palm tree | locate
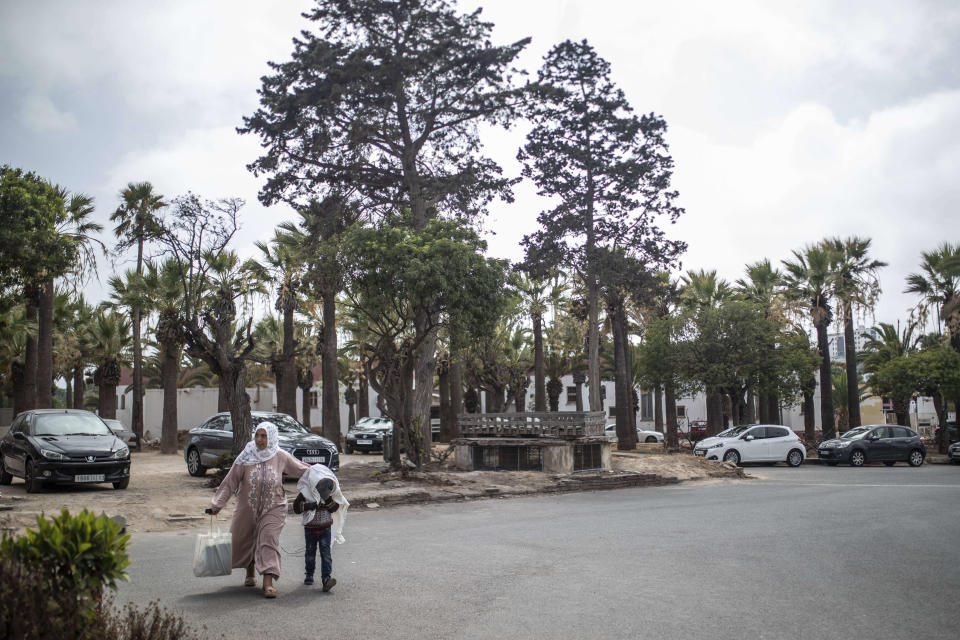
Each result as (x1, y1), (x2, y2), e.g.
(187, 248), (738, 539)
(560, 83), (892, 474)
(85, 310), (132, 419)
(513, 271), (566, 412)
(111, 181), (166, 442)
(250, 230), (304, 417)
(735, 259), (784, 423)
(0, 306), (31, 414)
(824, 236), (886, 428)
(860, 322), (919, 426)
(783, 244), (837, 439)
(143, 259), (186, 453)
(35, 190), (103, 409)
(905, 242), (960, 351)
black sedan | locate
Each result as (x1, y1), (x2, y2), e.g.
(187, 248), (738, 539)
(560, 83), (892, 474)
(183, 411), (339, 476)
(345, 417), (393, 454)
(818, 424), (926, 467)
(0, 409), (131, 492)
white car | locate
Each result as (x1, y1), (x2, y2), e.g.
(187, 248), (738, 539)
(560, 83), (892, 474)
(693, 424), (805, 467)
(604, 423), (665, 443)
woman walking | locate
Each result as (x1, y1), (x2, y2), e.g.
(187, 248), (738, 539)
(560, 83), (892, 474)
(207, 422), (309, 598)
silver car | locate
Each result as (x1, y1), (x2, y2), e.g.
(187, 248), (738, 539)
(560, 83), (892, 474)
(102, 418), (139, 450)
(604, 423), (665, 443)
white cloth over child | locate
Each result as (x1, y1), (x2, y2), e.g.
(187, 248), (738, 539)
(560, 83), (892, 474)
(297, 464), (350, 544)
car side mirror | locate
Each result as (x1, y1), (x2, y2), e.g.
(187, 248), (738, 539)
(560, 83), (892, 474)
(744, 435), (754, 441)
(13, 432), (25, 440)
(868, 434), (879, 440)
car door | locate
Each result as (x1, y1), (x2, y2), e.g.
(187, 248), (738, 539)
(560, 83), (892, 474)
(1, 414), (27, 475)
(765, 426), (792, 460)
(200, 415), (232, 466)
(738, 426), (768, 461)
(889, 427), (914, 462)
(864, 427), (895, 461)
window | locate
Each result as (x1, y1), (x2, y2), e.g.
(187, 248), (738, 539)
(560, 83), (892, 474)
(640, 392), (653, 421)
(566, 386), (577, 404)
(892, 427), (912, 438)
(767, 427), (790, 438)
(608, 406), (616, 417)
(310, 391), (319, 408)
(746, 427), (766, 439)
(119, 394), (125, 410)
(204, 415), (230, 432)
(676, 405), (686, 418)
(573, 443), (602, 471)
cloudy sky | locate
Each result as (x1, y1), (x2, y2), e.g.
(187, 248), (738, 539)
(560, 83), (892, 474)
(2, 0), (958, 331)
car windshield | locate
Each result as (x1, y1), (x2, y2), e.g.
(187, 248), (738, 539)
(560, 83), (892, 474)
(715, 427), (738, 437)
(721, 425), (752, 437)
(254, 414), (309, 435)
(35, 413), (113, 437)
(102, 419), (124, 432)
(840, 427), (870, 440)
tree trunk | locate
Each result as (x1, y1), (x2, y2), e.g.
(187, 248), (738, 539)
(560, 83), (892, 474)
(412, 309), (437, 465)
(36, 277), (54, 408)
(302, 386), (312, 429)
(65, 376), (73, 409)
(160, 340), (179, 454)
(758, 392), (769, 424)
(745, 388), (756, 424)
(73, 366), (84, 410)
(664, 379), (678, 449)
(706, 391), (723, 436)
(132, 303), (144, 441)
(225, 363), (253, 455)
(99, 383), (118, 419)
(438, 366), (452, 442)
(533, 313), (546, 411)
(573, 372), (585, 412)
(217, 380), (229, 412)
(611, 300), (636, 449)
(843, 308), (861, 428)
(11, 362), (25, 416)
(358, 373), (370, 419)
(803, 377), (816, 443)
(892, 396), (909, 427)
(933, 393), (949, 454)
(276, 303), (298, 418)
(449, 362), (463, 439)
(347, 401), (356, 428)
(587, 278), (601, 411)
(768, 395), (779, 425)
(321, 293), (341, 446)
(654, 384), (663, 434)
(23, 294), (38, 410)
(816, 321), (835, 439)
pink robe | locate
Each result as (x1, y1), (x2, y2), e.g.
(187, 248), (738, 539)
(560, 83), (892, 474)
(212, 450), (309, 578)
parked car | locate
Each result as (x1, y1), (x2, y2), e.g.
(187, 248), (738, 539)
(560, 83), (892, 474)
(102, 418), (138, 450)
(0, 409), (131, 492)
(345, 417), (394, 454)
(934, 422), (958, 443)
(183, 411), (339, 477)
(693, 424), (805, 467)
(817, 425), (925, 467)
(689, 420), (709, 441)
(948, 441), (960, 464)
(604, 423), (664, 443)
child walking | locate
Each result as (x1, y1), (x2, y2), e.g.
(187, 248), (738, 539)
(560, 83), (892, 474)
(294, 464), (349, 591)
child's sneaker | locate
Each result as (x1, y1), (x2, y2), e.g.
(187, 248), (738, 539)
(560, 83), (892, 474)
(322, 577), (336, 592)
(303, 575), (314, 585)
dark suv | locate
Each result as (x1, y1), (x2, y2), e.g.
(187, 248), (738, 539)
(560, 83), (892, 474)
(184, 411), (339, 476)
(818, 425), (926, 467)
(345, 417), (393, 454)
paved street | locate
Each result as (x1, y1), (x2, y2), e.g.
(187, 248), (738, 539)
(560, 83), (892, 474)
(118, 464), (960, 639)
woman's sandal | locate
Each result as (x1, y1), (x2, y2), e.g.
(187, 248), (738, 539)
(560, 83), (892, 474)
(244, 576), (256, 587)
(263, 585), (277, 599)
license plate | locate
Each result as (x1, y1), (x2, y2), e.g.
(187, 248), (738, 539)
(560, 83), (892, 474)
(357, 439), (372, 445)
(694, 450), (704, 457)
(75, 474), (105, 483)
(302, 456), (326, 463)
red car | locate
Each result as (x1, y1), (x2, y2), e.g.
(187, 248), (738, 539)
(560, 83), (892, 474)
(689, 420), (708, 441)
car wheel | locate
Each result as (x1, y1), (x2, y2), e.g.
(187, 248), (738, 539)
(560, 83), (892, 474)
(883, 461), (896, 467)
(24, 460), (42, 493)
(0, 458), (12, 485)
(113, 476), (130, 490)
(345, 444), (354, 454)
(850, 449), (866, 467)
(186, 448), (207, 477)
(786, 449), (804, 467)
(908, 449), (924, 467)
(722, 450), (741, 465)
(645, 436), (658, 443)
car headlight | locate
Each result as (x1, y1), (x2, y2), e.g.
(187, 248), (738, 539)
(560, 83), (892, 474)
(837, 441), (853, 448)
(110, 444), (130, 459)
(707, 442), (725, 449)
(39, 448), (66, 460)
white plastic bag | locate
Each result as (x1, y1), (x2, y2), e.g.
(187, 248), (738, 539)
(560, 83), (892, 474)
(193, 516), (232, 577)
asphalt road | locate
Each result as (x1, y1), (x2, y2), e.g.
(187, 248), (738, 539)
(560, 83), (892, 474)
(117, 463), (960, 640)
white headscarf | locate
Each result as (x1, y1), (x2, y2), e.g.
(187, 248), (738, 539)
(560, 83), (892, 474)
(233, 421), (280, 466)
(297, 464), (350, 544)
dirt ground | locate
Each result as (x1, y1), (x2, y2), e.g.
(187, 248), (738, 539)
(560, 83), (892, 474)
(0, 445), (745, 536)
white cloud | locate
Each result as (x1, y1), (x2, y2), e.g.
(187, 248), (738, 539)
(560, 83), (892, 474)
(19, 94), (77, 131)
